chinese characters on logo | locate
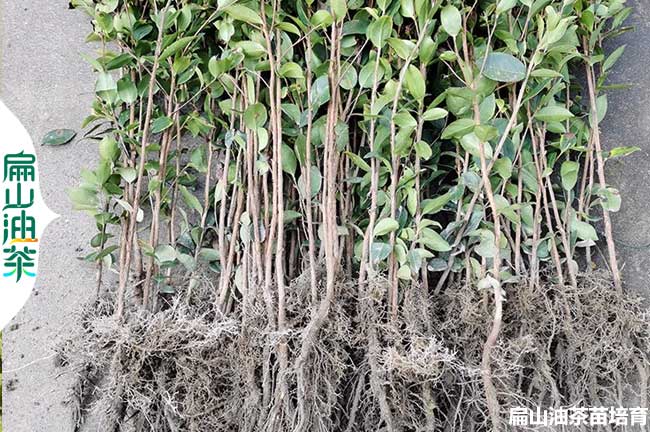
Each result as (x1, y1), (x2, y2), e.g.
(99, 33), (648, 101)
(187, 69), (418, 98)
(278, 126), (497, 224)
(510, 406), (648, 427)
(2, 152), (38, 282)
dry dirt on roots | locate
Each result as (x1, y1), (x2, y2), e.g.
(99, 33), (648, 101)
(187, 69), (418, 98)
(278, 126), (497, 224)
(56, 271), (650, 432)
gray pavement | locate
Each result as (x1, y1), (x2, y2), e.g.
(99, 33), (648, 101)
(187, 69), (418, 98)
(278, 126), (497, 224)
(0, 1), (648, 432)
(1, 1), (101, 431)
(601, 0), (650, 296)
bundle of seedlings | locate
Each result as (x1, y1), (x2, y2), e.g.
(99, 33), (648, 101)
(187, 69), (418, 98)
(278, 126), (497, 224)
(57, 0), (650, 430)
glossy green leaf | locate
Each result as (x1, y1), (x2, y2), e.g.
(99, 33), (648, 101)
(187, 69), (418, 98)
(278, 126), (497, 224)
(374, 217), (399, 236)
(482, 52), (526, 83)
(151, 116), (174, 134)
(42, 129), (76, 146)
(370, 242), (392, 262)
(573, 220), (598, 241)
(244, 103), (268, 129)
(117, 76), (137, 103)
(422, 107), (448, 121)
(560, 160), (579, 191)
(298, 166), (322, 198)
(405, 64), (425, 101)
(155, 245), (177, 263)
(441, 5), (461, 37)
(160, 36), (195, 61)
(534, 106), (574, 123)
(223, 4), (263, 25)
(180, 185), (203, 213)
(367, 16), (392, 48)
(420, 228), (451, 252)
(281, 144), (297, 176)
(441, 118), (475, 139)
(331, 0), (347, 20)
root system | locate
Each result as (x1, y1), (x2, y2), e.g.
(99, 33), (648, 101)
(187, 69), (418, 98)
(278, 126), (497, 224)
(58, 271), (650, 431)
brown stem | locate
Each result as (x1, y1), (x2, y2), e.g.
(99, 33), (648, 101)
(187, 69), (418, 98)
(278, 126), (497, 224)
(116, 2), (170, 320)
(584, 40), (622, 292)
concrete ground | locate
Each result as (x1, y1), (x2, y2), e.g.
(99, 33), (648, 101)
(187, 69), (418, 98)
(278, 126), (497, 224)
(0, 0), (648, 431)
(1, 1), (101, 431)
(601, 0), (650, 296)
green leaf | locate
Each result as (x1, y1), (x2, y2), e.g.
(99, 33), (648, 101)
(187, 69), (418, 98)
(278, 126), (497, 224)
(388, 38), (416, 60)
(531, 68), (563, 78)
(281, 144), (297, 176)
(117, 167), (137, 183)
(277, 21), (300, 35)
(311, 10), (333, 28)
(367, 16), (392, 48)
(534, 106), (574, 123)
(560, 160), (579, 191)
(99, 136), (119, 161)
(310, 75), (331, 107)
(441, 5), (461, 37)
(482, 52), (526, 83)
(244, 103), (268, 129)
(473, 229), (498, 258)
(42, 129), (76, 146)
(460, 133), (492, 159)
(405, 64), (425, 101)
(414, 141), (432, 160)
(69, 186), (98, 211)
(603, 45), (625, 72)
(340, 63), (358, 90)
(234, 41), (266, 57)
(346, 151), (371, 172)
(96, 245), (119, 261)
(283, 210), (303, 224)
(133, 24), (153, 41)
(151, 116), (174, 134)
(96, 72), (116, 93)
(223, 4), (263, 25)
(279, 62), (303, 79)
(190, 145), (207, 172)
(393, 111), (417, 130)
(160, 36), (195, 61)
(420, 228), (451, 252)
(494, 158), (512, 180)
(359, 61), (384, 88)
(441, 118), (475, 139)
(331, 0), (347, 20)
(422, 107), (448, 121)
(407, 188), (417, 215)
(419, 36), (436, 65)
(173, 56), (192, 75)
(596, 94), (608, 123)
(496, 0), (517, 14)
(117, 76), (137, 104)
(598, 187), (621, 212)
(608, 146), (640, 159)
(573, 220), (598, 241)
(298, 165), (322, 198)
(106, 53), (133, 71)
(374, 217), (399, 236)
(422, 191), (452, 215)
(400, 0), (415, 18)
(397, 264), (411, 280)
(370, 242), (392, 262)
(97, 0), (119, 13)
(180, 185), (203, 214)
(199, 248), (220, 261)
(155, 245), (177, 263)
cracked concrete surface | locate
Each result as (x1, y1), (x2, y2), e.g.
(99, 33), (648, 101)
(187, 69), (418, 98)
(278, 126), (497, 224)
(1, 1), (100, 431)
(601, 0), (650, 296)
